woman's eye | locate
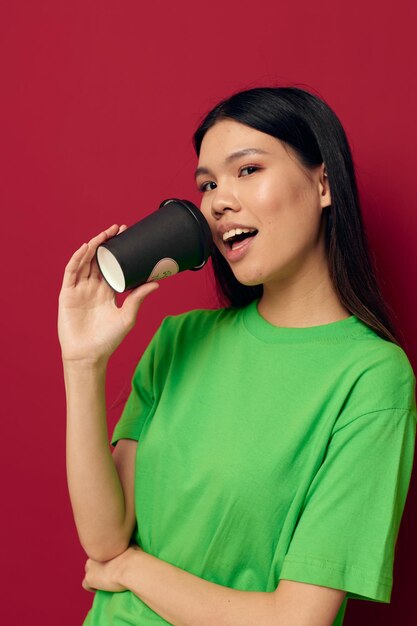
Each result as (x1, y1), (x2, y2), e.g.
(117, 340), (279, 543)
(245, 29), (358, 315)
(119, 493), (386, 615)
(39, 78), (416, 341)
(199, 181), (217, 193)
(197, 166), (260, 192)
(240, 165), (259, 176)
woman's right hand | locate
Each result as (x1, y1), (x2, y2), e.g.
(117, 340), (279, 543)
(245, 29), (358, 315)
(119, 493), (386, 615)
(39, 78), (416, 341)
(58, 224), (159, 365)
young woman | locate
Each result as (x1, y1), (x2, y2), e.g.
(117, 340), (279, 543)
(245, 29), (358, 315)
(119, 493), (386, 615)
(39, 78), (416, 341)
(58, 86), (417, 626)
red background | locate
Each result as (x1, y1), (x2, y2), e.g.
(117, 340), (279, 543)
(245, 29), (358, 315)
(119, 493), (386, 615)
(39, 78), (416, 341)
(1, 1), (416, 624)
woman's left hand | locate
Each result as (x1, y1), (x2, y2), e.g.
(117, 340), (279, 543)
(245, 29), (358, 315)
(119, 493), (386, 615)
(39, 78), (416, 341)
(82, 544), (143, 593)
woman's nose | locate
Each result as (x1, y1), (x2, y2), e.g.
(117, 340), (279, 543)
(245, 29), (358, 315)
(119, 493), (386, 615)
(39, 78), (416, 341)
(210, 186), (241, 218)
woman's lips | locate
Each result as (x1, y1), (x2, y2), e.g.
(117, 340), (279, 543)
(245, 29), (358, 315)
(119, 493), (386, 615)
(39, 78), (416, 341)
(223, 232), (258, 261)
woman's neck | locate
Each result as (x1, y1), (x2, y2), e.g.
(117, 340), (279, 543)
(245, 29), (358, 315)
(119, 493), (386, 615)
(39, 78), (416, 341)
(257, 259), (350, 329)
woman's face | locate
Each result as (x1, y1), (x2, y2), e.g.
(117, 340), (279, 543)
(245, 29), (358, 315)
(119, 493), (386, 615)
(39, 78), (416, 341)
(195, 119), (331, 288)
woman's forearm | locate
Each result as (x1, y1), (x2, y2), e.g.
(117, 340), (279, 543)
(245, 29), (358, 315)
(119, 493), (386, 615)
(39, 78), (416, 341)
(64, 359), (129, 561)
(118, 549), (277, 626)
(85, 547), (345, 626)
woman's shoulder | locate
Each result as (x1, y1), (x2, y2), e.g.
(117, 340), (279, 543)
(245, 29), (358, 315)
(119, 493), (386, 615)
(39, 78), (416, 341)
(354, 330), (416, 388)
(337, 332), (416, 425)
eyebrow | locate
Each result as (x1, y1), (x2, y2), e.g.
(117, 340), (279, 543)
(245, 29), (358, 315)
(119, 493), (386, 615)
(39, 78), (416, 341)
(194, 148), (270, 180)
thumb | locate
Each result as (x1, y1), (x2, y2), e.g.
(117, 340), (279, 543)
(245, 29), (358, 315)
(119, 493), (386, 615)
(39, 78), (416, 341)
(121, 281), (160, 324)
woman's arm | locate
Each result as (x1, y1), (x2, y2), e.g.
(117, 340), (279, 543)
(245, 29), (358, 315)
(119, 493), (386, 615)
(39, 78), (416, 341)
(58, 224), (159, 562)
(64, 361), (137, 561)
(89, 547), (346, 626)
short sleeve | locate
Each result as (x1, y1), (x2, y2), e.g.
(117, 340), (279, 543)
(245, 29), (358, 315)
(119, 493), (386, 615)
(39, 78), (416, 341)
(279, 406), (417, 603)
(110, 322), (164, 447)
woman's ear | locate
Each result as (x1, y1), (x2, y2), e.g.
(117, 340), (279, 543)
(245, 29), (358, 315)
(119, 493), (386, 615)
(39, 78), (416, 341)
(319, 164), (331, 208)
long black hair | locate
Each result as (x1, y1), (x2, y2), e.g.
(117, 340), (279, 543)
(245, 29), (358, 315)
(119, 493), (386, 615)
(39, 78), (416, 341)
(193, 86), (403, 347)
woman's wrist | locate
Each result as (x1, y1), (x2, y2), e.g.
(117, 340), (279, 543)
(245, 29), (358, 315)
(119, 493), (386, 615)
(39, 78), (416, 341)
(62, 357), (109, 395)
(62, 356), (109, 373)
(117, 546), (145, 589)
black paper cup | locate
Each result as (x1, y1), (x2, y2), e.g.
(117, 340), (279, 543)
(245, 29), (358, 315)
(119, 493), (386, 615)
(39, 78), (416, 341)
(95, 198), (213, 293)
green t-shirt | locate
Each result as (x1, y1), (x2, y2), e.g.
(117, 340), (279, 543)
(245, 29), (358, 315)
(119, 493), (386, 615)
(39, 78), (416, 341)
(83, 299), (416, 626)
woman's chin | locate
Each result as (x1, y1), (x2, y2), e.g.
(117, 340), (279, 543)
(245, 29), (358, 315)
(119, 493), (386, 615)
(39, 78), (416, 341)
(231, 271), (264, 287)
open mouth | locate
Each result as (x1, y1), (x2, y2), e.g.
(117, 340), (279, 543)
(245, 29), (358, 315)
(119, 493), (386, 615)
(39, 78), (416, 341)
(224, 230), (258, 249)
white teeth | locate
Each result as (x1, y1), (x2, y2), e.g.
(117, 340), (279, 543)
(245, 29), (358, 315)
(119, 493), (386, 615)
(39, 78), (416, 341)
(222, 227), (256, 242)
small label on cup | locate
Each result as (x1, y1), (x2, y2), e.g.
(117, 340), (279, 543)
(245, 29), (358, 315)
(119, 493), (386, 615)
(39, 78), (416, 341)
(146, 257), (180, 282)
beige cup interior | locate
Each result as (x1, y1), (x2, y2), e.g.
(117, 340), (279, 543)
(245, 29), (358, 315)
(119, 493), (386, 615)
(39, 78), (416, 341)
(96, 246), (126, 293)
